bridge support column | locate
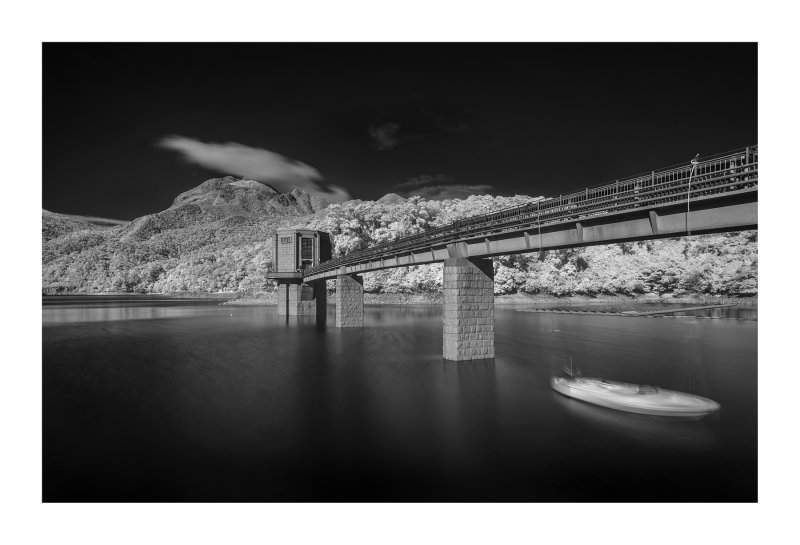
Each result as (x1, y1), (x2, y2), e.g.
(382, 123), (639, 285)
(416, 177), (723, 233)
(276, 280), (326, 316)
(443, 257), (495, 361)
(335, 274), (364, 327)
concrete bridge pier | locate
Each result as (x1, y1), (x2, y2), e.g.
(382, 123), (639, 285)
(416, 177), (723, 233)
(335, 273), (364, 327)
(443, 253), (495, 361)
(276, 280), (327, 316)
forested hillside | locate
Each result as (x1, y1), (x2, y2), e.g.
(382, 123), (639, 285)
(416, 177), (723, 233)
(42, 177), (757, 297)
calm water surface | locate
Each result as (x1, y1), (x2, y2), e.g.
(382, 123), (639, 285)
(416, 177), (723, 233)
(43, 296), (757, 501)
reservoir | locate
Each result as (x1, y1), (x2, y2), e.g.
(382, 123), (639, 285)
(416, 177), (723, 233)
(42, 296), (757, 501)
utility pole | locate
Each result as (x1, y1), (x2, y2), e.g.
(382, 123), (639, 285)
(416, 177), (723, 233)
(686, 154), (700, 235)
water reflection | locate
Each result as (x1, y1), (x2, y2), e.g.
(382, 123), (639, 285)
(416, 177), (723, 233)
(514, 304), (757, 321)
(42, 297), (756, 501)
(366, 304), (442, 322)
(438, 359), (498, 474)
(552, 393), (718, 451)
(42, 305), (223, 324)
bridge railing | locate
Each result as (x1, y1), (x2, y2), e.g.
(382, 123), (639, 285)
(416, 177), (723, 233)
(304, 145), (757, 277)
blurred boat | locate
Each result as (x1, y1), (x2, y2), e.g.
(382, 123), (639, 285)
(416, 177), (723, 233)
(551, 376), (720, 418)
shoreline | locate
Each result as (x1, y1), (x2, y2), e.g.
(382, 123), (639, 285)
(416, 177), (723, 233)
(220, 292), (757, 307)
(42, 291), (757, 308)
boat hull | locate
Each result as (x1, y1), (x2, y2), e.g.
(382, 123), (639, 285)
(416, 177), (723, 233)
(551, 377), (720, 418)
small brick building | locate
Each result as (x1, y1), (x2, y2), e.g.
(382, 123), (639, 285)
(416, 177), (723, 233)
(267, 230), (331, 316)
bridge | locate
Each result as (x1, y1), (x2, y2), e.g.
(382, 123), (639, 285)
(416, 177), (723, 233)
(274, 145), (758, 361)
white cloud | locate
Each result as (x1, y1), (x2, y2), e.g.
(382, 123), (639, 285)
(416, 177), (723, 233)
(368, 122), (400, 151)
(397, 174), (454, 190)
(396, 174), (493, 201)
(408, 184), (494, 200)
(157, 135), (352, 202)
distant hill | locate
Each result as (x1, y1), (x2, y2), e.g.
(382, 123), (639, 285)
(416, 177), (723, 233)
(376, 193), (407, 204)
(42, 209), (128, 226)
(42, 178), (757, 297)
(42, 209), (127, 242)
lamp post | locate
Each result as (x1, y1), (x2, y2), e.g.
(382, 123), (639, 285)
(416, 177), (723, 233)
(686, 153), (700, 235)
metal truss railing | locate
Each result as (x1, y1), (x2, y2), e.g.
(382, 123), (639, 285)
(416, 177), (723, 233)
(304, 145), (758, 277)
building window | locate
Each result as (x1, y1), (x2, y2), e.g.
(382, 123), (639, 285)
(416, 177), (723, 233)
(301, 238), (313, 262)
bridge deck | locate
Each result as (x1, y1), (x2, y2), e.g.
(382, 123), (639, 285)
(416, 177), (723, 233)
(302, 145), (758, 282)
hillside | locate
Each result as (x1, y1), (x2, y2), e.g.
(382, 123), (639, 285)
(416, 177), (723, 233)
(42, 180), (758, 298)
(42, 209), (129, 241)
(42, 177), (329, 293)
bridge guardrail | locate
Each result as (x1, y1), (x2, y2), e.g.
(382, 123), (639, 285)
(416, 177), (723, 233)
(304, 145), (758, 277)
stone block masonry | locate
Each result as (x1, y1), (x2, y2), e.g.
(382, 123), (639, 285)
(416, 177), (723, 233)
(277, 280), (326, 316)
(335, 274), (364, 327)
(443, 257), (495, 361)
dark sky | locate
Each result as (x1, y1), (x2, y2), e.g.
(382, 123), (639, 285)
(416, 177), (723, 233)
(43, 43), (757, 220)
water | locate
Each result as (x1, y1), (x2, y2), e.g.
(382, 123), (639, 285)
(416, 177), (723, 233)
(42, 296), (757, 501)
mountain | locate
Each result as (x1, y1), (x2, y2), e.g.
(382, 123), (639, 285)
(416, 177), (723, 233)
(376, 193), (407, 204)
(120, 177), (329, 243)
(169, 177), (328, 215)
